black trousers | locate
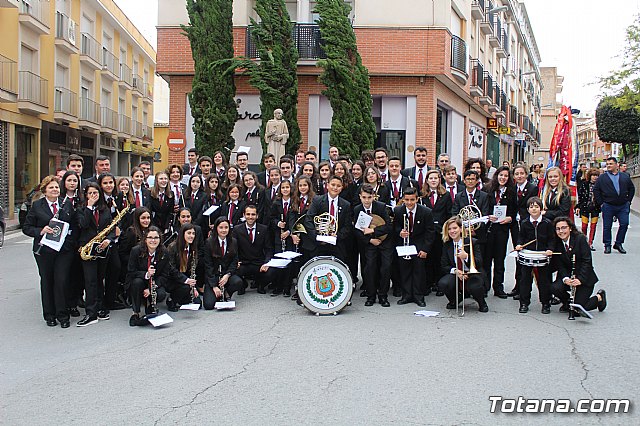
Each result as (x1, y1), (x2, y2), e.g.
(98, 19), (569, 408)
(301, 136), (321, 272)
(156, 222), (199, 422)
(66, 253), (85, 308)
(129, 277), (167, 314)
(237, 263), (275, 289)
(165, 280), (193, 306)
(104, 246), (121, 308)
(345, 237), (359, 282)
(437, 273), (485, 305)
(510, 222), (521, 292)
(518, 265), (551, 306)
(551, 278), (599, 311)
(426, 236), (444, 287)
(82, 257), (108, 317)
(34, 250), (73, 322)
(202, 275), (243, 310)
(361, 242), (392, 298)
(484, 227), (510, 293)
(399, 256), (427, 301)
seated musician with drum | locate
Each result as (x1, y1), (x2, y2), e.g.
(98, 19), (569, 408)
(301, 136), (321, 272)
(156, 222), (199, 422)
(353, 184), (393, 307)
(438, 217), (488, 312)
(515, 197), (553, 314)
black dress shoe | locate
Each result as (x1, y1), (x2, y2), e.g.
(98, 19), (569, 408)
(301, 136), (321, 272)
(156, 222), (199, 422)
(270, 289), (282, 297)
(283, 289), (291, 297)
(379, 298), (390, 308)
(360, 290), (368, 297)
(397, 298), (412, 305)
(415, 299), (426, 307)
(76, 315), (98, 327)
(436, 290), (444, 296)
(60, 321), (70, 329)
(604, 246), (611, 254)
(364, 298), (375, 307)
(68, 307), (81, 317)
(541, 304), (551, 314)
(257, 286), (266, 295)
(446, 302), (456, 309)
(513, 294), (520, 300)
(519, 304), (529, 313)
(478, 302), (489, 313)
(129, 314), (140, 327)
(590, 245), (596, 251)
(494, 291), (508, 299)
(550, 296), (561, 305)
(97, 310), (110, 320)
(46, 319), (57, 327)
(506, 289), (518, 297)
(559, 303), (570, 313)
(613, 243), (627, 254)
(597, 289), (607, 312)
(237, 287), (246, 295)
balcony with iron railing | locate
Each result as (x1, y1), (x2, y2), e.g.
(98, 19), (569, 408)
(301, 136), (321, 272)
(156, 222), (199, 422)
(143, 82), (153, 103)
(132, 73), (143, 96)
(101, 107), (118, 132)
(18, 70), (48, 114)
(55, 11), (78, 53)
(132, 120), (144, 140)
(0, 54), (18, 102)
(471, 0), (485, 20)
(18, 0), (50, 34)
(500, 91), (507, 114)
(53, 87), (77, 122)
(80, 33), (101, 69)
(489, 16), (501, 48)
(480, 1), (494, 34)
(509, 105), (518, 125)
(143, 124), (153, 140)
(496, 28), (508, 59)
(118, 114), (131, 137)
(480, 71), (494, 106)
(119, 63), (133, 88)
(101, 48), (119, 80)
(522, 115), (532, 134)
(246, 23), (326, 61)
(450, 35), (467, 83)
(470, 59), (484, 97)
(79, 97), (101, 130)
(488, 81), (500, 113)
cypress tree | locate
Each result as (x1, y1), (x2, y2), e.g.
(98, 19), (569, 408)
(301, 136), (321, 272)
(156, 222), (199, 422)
(183, 0), (237, 158)
(315, 0), (376, 159)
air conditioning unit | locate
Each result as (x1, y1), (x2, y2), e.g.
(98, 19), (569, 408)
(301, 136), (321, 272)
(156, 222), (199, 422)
(68, 19), (77, 46)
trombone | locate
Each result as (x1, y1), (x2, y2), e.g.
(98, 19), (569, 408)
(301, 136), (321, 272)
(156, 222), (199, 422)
(456, 206), (481, 316)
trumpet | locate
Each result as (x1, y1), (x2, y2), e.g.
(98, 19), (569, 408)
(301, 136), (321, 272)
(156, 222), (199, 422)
(402, 214), (411, 260)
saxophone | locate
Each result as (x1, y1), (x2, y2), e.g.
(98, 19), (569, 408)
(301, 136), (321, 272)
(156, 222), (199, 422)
(79, 204), (130, 260)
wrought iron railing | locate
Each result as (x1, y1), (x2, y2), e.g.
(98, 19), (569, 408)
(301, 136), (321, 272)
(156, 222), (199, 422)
(509, 105), (518, 124)
(18, 71), (47, 106)
(484, 72), (494, 99)
(0, 55), (17, 94)
(81, 33), (100, 64)
(471, 59), (484, 87)
(54, 87), (77, 116)
(79, 97), (100, 124)
(246, 23), (326, 60)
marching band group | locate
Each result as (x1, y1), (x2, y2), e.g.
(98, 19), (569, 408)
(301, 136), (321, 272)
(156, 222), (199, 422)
(24, 147), (608, 328)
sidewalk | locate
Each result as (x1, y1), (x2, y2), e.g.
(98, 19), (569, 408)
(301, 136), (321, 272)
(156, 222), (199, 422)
(632, 196), (640, 217)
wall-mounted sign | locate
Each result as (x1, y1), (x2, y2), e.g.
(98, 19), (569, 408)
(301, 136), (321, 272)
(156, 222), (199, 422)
(167, 132), (186, 152)
(498, 126), (511, 135)
(487, 118), (498, 130)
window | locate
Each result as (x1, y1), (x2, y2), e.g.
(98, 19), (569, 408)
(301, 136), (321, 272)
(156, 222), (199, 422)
(318, 129), (331, 161)
(436, 106), (449, 159)
(377, 131), (406, 165)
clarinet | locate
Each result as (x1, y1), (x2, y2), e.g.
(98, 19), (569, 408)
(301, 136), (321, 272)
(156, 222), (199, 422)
(568, 254), (576, 320)
(190, 248), (198, 303)
(149, 258), (158, 315)
(281, 213), (286, 253)
(217, 264), (226, 302)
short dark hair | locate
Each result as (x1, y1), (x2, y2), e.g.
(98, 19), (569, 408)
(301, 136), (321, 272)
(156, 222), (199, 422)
(388, 156), (401, 164)
(553, 216), (579, 234)
(139, 160), (151, 167)
(360, 183), (374, 195)
(66, 154), (84, 166)
(374, 147), (388, 157)
(188, 147), (198, 154)
(305, 150), (317, 158)
(263, 153), (276, 161)
(463, 170), (479, 179)
(605, 156), (618, 163)
(244, 204), (258, 214)
(95, 155), (109, 164)
(328, 175), (344, 186)
(414, 146), (427, 155)
(403, 187), (418, 197)
(279, 157), (294, 166)
(527, 196), (543, 209)
(199, 155), (212, 165)
(236, 151), (248, 160)
(443, 165), (457, 174)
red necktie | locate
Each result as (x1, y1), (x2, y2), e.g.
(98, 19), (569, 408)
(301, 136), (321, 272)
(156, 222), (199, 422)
(52, 202), (57, 215)
(330, 199), (335, 216)
(418, 169), (424, 190)
(93, 209), (99, 226)
(408, 211), (414, 233)
(174, 184), (180, 198)
(449, 186), (455, 201)
(533, 220), (538, 228)
(430, 191), (435, 207)
(211, 194), (216, 205)
(160, 194), (164, 207)
(517, 188), (523, 200)
(246, 190), (251, 200)
(299, 198), (305, 212)
(496, 191), (501, 204)
(228, 203), (235, 221)
(135, 191), (141, 208)
(271, 187), (277, 200)
(248, 227), (254, 243)
(191, 194), (194, 205)
(221, 240), (225, 256)
(393, 181), (399, 200)
(283, 201), (288, 218)
(381, 173), (386, 181)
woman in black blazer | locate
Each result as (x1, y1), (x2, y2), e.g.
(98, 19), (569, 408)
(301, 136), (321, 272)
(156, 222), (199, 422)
(167, 223), (207, 308)
(202, 217), (244, 310)
(242, 171), (268, 225)
(182, 174), (206, 226)
(23, 176), (78, 328)
(541, 166), (571, 221)
(76, 182), (115, 326)
(289, 176), (315, 299)
(212, 183), (246, 229)
(126, 226), (195, 326)
(59, 170), (83, 315)
(550, 217), (606, 315)
(420, 169), (453, 295)
(149, 171), (175, 234)
(363, 166), (391, 206)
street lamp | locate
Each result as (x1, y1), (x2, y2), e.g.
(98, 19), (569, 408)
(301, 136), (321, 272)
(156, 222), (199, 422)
(489, 6), (508, 13)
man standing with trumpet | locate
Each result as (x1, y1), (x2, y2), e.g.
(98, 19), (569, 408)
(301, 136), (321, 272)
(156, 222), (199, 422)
(392, 187), (435, 307)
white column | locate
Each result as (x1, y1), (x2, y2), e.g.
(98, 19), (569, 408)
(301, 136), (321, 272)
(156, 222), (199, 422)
(297, 0), (310, 23)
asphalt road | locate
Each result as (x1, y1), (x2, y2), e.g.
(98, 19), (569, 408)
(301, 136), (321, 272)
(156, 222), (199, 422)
(0, 217), (638, 425)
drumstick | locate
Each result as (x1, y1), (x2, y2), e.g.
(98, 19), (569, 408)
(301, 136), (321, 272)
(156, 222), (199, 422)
(508, 239), (536, 254)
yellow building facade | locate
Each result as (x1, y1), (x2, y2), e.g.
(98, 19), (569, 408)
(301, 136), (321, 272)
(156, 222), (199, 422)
(0, 0), (155, 220)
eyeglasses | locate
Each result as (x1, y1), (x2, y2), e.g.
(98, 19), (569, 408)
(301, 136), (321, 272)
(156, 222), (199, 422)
(555, 226), (570, 231)
(146, 236), (160, 240)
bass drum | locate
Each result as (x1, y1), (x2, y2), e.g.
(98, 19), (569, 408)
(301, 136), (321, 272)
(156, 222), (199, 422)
(297, 256), (353, 315)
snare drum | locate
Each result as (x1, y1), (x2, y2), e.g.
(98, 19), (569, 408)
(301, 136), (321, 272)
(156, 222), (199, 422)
(517, 249), (550, 267)
(297, 256), (353, 315)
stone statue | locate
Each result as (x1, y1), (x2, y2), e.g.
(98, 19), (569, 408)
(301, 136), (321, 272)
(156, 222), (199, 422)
(265, 108), (289, 160)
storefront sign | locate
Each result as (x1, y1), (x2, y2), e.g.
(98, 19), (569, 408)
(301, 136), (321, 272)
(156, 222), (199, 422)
(487, 118), (498, 130)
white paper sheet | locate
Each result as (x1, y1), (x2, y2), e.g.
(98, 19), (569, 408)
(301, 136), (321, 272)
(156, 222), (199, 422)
(148, 313), (173, 327)
(265, 258), (292, 268)
(413, 310), (440, 317)
(274, 251), (303, 260)
(203, 205), (220, 216)
(355, 211), (373, 231)
(396, 245), (418, 257)
(237, 146), (251, 154)
(180, 175), (191, 186)
(179, 303), (201, 311)
(215, 301), (236, 310)
(493, 205), (507, 220)
(316, 235), (337, 245)
(40, 219), (70, 252)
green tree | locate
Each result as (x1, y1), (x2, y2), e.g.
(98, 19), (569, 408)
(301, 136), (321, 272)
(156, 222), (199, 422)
(599, 14), (640, 112)
(215, 0), (300, 156)
(315, 0), (376, 160)
(595, 97), (640, 157)
(183, 0), (237, 158)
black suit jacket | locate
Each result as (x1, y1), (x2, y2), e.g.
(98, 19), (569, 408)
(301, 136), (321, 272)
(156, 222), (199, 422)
(243, 187), (268, 224)
(515, 183), (539, 220)
(233, 222), (273, 265)
(204, 235), (239, 285)
(149, 193), (175, 231)
(392, 204), (435, 254)
(183, 163), (201, 177)
(130, 187), (151, 209)
(551, 233), (598, 288)
(440, 237), (483, 276)
(517, 216), (554, 252)
(420, 191), (453, 232)
(23, 197), (79, 253)
(487, 188), (517, 234)
(401, 166), (430, 191)
(593, 171), (635, 206)
(304, 194), (352, 244)
(451, 189), (491, 243)
(353, 200), (392, 248)
(542, 188), (571, 221)
(77, 204), (116, 247)
(384, 176), (418, 205)
(181, 189), (207, 226)
(212, 200), (246, 229)
(126, 246), (187, 289)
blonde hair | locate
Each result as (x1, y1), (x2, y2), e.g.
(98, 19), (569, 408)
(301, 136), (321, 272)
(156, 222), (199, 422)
(39, 175), (59, 193)
(542, 167), (568, 210)
(441, 216), (463, 243)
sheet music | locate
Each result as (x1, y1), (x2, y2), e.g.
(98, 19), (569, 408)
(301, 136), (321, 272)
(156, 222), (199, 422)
(355, 211), (373, 231)
(40, 219), (69, 252)
(203, 205), (220, 216)
(179, 303), (201, 311)
(215, 301), (236, 310)
(274, 251), (303, 260)
(265, 258), (291, 268)
(493, 205), (507, 220)
(316, 235), (337, 245)
(396, 245), (418, 257)
(148, 313), (173, 327)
